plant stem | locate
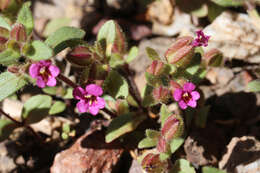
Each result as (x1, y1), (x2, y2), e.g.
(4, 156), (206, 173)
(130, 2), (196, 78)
(57, 73), (78, 88)
(103, 107), (117, 118)
(0, 108), (22, 126)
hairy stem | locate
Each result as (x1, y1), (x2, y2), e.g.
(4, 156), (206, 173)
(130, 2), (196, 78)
(57, 73), (78, 88)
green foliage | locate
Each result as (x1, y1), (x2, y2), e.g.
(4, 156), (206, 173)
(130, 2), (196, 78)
(109, 53), (124, 68)
(142, 84), (156, 107)
(210, 0), (244, 7)
(159, 152), (171, 161)
(17, 2), (33, 35)
(138, 137), (158, 149)
(63, 88), (73, 99)
(0, 48), (20, 65)
(49, 101), (66, 115)
(0, 72), (27, 102)
(146, 129), (160, 138)
(45, 26), (85, 54)
(42, 86), (58, 95)
(126, 46), (138, 63)
(105, 113), (146, 143)
(146, 47), (160, 60)
(25, 40), (53, 61)
(247, 79), (260, 92)
(202, 166), (226, 173)
(160, 104), (171, 126)
(0, 15), (11, 30)
(208, 2), (225, 22)
(170, 137), (185, 154)
(171, 159), (196, 173)
(0, 119), (18, 141)
(43, 18), (71, 37)
(103, 70), (129, 99)
(22, 95), (52, 124)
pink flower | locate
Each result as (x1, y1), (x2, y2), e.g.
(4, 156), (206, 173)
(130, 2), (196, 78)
(73, 84), (105, 115)
(192, 30), (210, 47)
(173, 82), (200, 110)
(29, 60), (60, 88)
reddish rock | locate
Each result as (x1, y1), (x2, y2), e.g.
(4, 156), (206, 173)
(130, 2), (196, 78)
(51, 128), (124, 173)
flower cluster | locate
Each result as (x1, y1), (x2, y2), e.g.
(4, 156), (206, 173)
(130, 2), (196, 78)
(192, 30), (210, 47)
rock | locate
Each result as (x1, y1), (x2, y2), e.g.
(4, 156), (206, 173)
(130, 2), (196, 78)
(51, 128), (124, 173)
(0, 141), (17, 173)
(204, 11), (260, 63)
(206, 68), (234, 86)
(219, 136), (260, 173)
(2, 98), (23, 121)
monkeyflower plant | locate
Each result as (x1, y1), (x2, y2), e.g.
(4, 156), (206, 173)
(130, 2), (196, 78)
(0, 1), (224, 173)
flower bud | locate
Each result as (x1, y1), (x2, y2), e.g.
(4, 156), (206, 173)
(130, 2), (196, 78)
(153, 86), (170, 103)
(161, 114), (184, 142)
(146, 60), (165, 76)
(0, 0), (10, 10)
(203, 48), (223, 67)
(112, 22), (127, 55)
(170, 80), (181, 93)
(67, 46), (94, 67)
(10, 23), (27, 42)
(165, 36), (194, 67)
(156, 135), (168, 153)
(141, 153), (168, 173)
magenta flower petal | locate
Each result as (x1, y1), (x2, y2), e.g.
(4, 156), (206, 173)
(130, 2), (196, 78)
(36, 77), (46, 88)
(173, 89), (183, 101)
(88, 105), (100, 115)
(191, 91), (200, 100)
(179, 100), (187, 110)
(85, 84), (103, 96)
(76, 100), (88, 113)
(29, 64), (40, 78)
(96, 97), (105, 109)
(49, 65), (60, 77)
(73, 87), (85, 100)
(187, 99), (197, 108)
(46, 77), (57, 87)
(183, 82), (195, 92)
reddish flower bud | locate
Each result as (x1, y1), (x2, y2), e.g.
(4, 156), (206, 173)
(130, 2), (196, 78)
(203, 48), (223, 67)
(67, 46), (94, 67)
(165, 36), (194, 67)
(161, 115), (180, 142)
(112, 22), (127, 55)
(141, 153), (168, 173)
(7, 65), (19, 74)
(147, 60), (165, 76)
(0, 0), (10, 10)
(153, 86), (170, 103)
(170, 80), (181, 93)
(156, 135), (168, 153)
(10, 23), (27, 42)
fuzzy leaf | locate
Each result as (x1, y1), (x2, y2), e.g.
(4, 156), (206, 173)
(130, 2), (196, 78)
(45, 26), (85, 54)
(210, 0), (244, 7)
(202, 166), (226, 173)
(42, 86), (58, 95)
(170, 137), (185, 154)
(49, 101), (66, 115)
(171, 159), (196, 173)
(138, 137), (157, 149)
(17, 2), (33, 35)
(43, 18), (71, 37)
(160, 104), (171, 126)
(22, 95), (52, 124)
(146, 47), (160, 60)
(25, 40), (53, 61)
(142, 84), (156, 107)
(247, 79), (260, 92)
(126, 46), (138, 63)
(63, 88), (73, 99)
(146, 129), (160, 139)
(0, 119), (19, 141)
(159, 152), (171, 161)
(0, 48), (20, 65)
(0, 72), (27, 102)
(103, 70), (129, 99)
(105, 113), (146, 143)
(0, 15), (11, 30)
(109, 53), (124, 68)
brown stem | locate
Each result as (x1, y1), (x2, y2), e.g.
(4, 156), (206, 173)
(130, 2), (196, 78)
(103, 107), (117, 118)
(57, 73), (78, 88)
(0, 108), (22, 126)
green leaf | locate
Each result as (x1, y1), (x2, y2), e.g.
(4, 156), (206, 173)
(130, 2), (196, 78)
(0, 119), (18, 141)
(63, 88), (73, 99)
(43, 18), (71, 37)
(142, 84), (156, 107)
(17, 2), (33, 35)
(49, 101), (66, 115)
(105, 113), (146, 143)
(126, 46), (138, 63)
(202, 166), (226, 173)
(210, 0), (244, 7)
(146, 47), (160, 60)
(45, 26), (85, 54)
(0, 15), (11, 30)
(42, 86), (57, 95)
(0, 48), (20, 65)
(103, 70), (129, 99)
(247, 79), (260, 92)
(0, 72), (27, 102)
(25, 40), (53, 61)
(109, 53), (124, 68)
(22, 95), (52, 124)
(170, 137), (185, 154)
(208, 2), (225, 22)
(192, 4), (208, 18)
(160, 104), (171, 126)
(61, 132), (69, 140)
(171, 159), (196, 173)
(160, 152), (171, 161)
(62, 123), (70, 133)
(146, 129), (160, 139)
(138, 137), (157, 149)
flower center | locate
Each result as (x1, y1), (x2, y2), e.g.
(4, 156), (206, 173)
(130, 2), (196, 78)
(85, 95), (97, 106)
(39, 67), (50, 82)
(182, 92), (192, 103)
